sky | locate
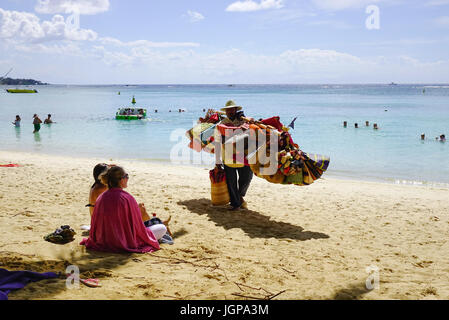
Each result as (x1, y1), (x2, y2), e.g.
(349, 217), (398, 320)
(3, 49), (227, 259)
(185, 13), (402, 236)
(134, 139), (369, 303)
(1, 0), (449, 84)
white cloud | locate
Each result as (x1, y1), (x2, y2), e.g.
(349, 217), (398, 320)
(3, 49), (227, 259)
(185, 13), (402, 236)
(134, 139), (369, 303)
(279, 49), (363, 70)
(0, 8), (45, 40)
(186, 10), (205, 22)
(99, 37), (200, 48)
(311, 0), (383, 11)
(425, 0), (449, 6)
(307, 19), (353, 29)
(14, 41), (84, 56)
(226, 0), (284, 12)
(5, 38), (449, 83)
(35, 0), (110, 15)
(359, 37), (448, 46)
(90, 46), (369, 81)
(435, 16), (449, 27)
(0, 8), (97, 42)
(92, 45), (136, 67)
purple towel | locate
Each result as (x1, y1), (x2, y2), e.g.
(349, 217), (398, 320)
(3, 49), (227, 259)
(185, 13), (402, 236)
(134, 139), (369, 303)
(0, 268), (59, 300)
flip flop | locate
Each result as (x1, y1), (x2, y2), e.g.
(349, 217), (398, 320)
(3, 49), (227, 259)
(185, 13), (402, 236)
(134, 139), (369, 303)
(66, 274), (102, 288)
(80, 278), (102, 288)
(0, 164), (21, 167)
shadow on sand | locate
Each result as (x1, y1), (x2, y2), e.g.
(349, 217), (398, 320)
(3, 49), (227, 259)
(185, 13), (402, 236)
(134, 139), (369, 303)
(1, 249), (135, 300)
(178, 198), (329, 241)
(332, 282), (373, 300)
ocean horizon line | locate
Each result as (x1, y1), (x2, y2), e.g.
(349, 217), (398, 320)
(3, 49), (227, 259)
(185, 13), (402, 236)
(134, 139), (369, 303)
(3, 83), (449, 87)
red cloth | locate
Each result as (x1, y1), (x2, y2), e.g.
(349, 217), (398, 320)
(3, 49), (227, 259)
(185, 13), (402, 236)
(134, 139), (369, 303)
(0, 164), (21, 167)
(261, 117), (284, 131)
(217, 122), (249, 136)
(261, 116), (298, 148)
(80, 188), (160, 253)
(207, 113), (220, 123)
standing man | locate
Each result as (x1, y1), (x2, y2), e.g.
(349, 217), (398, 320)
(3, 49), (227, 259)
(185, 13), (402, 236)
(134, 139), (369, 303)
(217, 100), (253, 211)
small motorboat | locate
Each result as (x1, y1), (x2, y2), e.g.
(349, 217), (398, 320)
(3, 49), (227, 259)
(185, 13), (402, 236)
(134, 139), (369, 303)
(6, 89), (38, 93)
(115, 96), (147, 120)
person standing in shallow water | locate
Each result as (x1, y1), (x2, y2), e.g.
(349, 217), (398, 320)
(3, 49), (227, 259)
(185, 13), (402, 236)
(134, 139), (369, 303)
(12, 115), (21, 127)
(44, 114), (53, 124)
(32, 114), (42, 133)
(216, 100), (254, 211)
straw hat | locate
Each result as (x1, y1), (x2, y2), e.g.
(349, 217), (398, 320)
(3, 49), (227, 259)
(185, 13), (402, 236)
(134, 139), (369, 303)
(221, 100), (242, 112)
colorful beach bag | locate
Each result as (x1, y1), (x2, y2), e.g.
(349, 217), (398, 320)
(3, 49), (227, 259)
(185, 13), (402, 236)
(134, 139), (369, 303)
(209, 167), (230, 206)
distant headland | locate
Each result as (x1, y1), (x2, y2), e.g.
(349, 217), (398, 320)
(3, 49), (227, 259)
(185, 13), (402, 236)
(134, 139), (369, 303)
(0, 78), (48, 85)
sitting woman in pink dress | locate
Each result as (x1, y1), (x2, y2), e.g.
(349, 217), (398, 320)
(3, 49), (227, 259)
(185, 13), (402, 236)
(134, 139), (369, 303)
(80, 166), (166, 253)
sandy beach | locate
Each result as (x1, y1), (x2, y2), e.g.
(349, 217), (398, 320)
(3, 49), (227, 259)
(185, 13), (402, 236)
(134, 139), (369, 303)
(1, 150), (448, 300)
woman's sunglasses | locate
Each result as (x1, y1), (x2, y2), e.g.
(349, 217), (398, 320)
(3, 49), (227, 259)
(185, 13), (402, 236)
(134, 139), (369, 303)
(122, 174), (129, 180)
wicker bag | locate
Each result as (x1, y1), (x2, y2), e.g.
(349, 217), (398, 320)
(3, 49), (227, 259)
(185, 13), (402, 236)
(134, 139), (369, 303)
(210, 167), (230, 206)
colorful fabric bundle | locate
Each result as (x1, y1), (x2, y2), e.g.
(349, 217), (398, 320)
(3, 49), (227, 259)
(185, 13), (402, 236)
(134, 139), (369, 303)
(250, 162), (286, 184)
(186, 122), (217, 154)
(282, 153), (330, 186)
(199, 109), (222, 124)
(210, 167), (230, 206)
(186, 111), (223, 154)
(217, 122), (254, 167)
(249, 117), (330, 187)
(216, 122), (250, 136)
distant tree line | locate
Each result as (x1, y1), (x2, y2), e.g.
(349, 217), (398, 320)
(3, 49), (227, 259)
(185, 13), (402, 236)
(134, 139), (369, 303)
(0, 78), (48, 85)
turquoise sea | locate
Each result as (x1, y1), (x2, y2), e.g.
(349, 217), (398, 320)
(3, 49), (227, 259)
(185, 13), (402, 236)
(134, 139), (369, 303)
(1, 84), (448, 185)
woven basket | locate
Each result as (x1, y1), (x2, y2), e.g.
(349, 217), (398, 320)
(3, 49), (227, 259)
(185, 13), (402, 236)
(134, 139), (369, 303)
(211, 180), (230, 206)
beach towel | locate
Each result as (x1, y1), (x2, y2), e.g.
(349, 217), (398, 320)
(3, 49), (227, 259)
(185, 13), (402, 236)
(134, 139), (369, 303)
(0, 268), (59, 300)
(0, 164), (21, 167)
(80, 188), (160, 253)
